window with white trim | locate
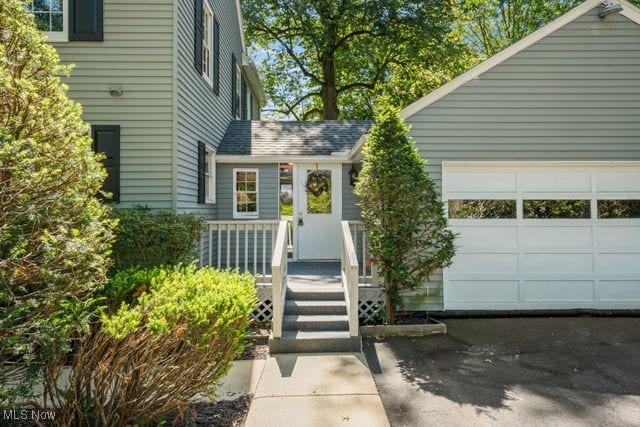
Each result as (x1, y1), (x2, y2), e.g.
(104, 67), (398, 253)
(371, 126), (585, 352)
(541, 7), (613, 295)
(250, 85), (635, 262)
(204, 148), (215, 203)
(202, 2), (213, 84)
(233, 169), (258, 218)
(29, 0), (68, 42)
(234, 65), (242, 119)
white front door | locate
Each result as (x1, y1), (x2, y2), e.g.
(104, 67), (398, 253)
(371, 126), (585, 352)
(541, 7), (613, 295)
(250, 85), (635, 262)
(295, 163), (342, 260)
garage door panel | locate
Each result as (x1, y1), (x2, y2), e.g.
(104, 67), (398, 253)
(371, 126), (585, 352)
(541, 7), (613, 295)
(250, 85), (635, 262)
(595, 172), (640, 192)
(523, 280), (595, 302)
(521, 253), (593, 273)
(519, 173), (591, 193)
(599, 253), (640, 274)
(599, 281), (640, 301)
(453, 253), (519, 273)
(595, 226), (640, 248)
(520, 226), (592, 247)
(453, 226), (518, 247)
(447, 172), (516, 193)
(447, 281), (519, 302)
(443, 162), (640, 310)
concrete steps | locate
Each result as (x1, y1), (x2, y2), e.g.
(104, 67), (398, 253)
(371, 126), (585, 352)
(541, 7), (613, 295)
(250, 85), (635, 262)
(269, 283), (362, 354)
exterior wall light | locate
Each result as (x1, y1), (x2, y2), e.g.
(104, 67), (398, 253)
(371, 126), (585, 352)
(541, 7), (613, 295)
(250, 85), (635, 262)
(349, 164), (359, 186)
(109, 84), (123, 96)
(599, 2), (623, 18)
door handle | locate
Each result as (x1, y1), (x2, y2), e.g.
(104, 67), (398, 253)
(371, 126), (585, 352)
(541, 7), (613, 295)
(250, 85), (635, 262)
(298, 216), (304, 226)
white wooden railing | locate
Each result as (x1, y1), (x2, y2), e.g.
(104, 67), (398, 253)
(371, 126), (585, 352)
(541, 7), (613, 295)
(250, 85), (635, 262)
(271, 220), (289, 338)
(201, 220), (280, 282)
(341, 221), (359, 337)
(348, 221), (375, 284)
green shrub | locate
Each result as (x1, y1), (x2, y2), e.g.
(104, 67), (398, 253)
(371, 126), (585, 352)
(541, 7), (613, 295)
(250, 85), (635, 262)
(0, 0), (114, 404)
(111, 206), (204, 270)
(47, 265), (257, 426)
(355, 107), (456, 324)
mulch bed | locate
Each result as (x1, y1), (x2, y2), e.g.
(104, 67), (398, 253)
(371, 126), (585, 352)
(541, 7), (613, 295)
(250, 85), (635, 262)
(163, 395), (251, 427)
(363, 311), (441, 326)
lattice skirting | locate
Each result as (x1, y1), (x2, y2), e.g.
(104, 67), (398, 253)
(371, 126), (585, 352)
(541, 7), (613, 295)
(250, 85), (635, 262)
(251, 285), (385, 325)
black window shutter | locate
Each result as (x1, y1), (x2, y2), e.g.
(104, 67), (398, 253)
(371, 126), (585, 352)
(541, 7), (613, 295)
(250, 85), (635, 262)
(194, 0), (204, 74)
(231, 54), (237, 117)
(91, 125), (120, 203)
(69, 0), (103, 41)
(241, 77), (248, 120)
(213, 18), (220, 95)
(197, 141), (206, 204)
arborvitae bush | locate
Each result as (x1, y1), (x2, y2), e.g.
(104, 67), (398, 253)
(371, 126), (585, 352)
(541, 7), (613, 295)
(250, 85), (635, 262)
(0, 0), (114, 403)
(355, 107), (456, 323)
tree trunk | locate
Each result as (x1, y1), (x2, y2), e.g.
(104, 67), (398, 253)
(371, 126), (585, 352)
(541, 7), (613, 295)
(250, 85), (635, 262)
(385, 287), (395, 325)
(320, 56), (339, 120)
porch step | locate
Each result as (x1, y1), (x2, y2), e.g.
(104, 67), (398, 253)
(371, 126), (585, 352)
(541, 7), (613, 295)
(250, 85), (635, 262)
(286, 286), (344, 301)
(269, 331), (362, 353)
(284, 300), (347, 315)
(283, 314), (349, 331)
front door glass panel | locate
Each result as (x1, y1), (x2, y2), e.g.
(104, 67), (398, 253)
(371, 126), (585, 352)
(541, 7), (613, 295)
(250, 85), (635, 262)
(306, 169), (332, 214)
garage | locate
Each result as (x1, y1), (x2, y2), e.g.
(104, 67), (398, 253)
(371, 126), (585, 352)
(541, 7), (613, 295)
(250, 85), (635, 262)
(442, 162), (640, 310)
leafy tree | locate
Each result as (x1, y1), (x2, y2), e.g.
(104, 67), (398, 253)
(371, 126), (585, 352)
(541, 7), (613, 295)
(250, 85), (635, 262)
(0, 0), (114, 403)
(355, 107), (456, 323)
(244, 0), (473, 120)
(456, 0), (640, 58)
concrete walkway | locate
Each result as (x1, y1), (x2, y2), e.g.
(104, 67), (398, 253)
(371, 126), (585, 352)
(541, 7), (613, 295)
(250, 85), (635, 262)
(245, 353), (389, 427)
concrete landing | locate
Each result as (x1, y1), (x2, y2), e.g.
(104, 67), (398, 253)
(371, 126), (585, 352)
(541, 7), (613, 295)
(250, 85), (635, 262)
(245, 353), (389, 427)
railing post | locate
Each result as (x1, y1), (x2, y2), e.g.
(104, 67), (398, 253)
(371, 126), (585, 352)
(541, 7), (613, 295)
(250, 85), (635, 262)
(271, 220), (288, 339)
(340, 221), (360, 338)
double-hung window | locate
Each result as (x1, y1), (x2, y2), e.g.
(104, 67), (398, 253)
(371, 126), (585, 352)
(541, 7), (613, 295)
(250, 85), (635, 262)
(202, 2), (213, 84)
(204, 147), (215, 203)
(233, 169), (259, 218)
(29, 0), (68, 42)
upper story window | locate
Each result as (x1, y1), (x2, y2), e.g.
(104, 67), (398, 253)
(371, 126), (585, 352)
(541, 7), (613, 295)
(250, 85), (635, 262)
(202, 2), (213, 84)
(195, 0), (220, 93)
(29, 0), (68, 42)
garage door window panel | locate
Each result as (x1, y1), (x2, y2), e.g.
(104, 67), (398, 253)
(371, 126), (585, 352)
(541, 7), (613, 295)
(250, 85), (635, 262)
(598, 200), (640, 219)
(523, 200), (591, 219)
(448, 200), (516, 219)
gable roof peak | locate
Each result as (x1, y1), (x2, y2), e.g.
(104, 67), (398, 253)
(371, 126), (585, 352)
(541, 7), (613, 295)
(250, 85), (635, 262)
(400, 0), (640, 120)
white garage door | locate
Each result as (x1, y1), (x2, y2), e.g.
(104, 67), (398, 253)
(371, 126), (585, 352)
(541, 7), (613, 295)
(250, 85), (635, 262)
(443, 162), (640, 310)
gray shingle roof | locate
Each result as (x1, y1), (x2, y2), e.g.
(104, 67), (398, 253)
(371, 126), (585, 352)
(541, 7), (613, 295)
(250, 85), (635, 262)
(217, 121), (372, 156)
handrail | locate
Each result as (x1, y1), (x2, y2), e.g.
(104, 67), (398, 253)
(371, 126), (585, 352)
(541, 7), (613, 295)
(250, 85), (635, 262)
(271, 220), (289, 338)
(340, 221), (359, 337)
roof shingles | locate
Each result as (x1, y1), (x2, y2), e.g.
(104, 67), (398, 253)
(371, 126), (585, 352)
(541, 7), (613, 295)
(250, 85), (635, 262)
(217, 121), (372, 156)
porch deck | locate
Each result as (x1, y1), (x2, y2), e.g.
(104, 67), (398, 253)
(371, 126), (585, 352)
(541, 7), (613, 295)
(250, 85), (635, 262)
(287, 262), (341, 286)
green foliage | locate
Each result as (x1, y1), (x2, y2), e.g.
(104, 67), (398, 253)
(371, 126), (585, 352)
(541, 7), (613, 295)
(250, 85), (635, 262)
(355, 107), (456, 323)
(452, 0), (640, 57)
(110, 206), (204, 271)
(244, 0), (475, 120)
(448, 199), (517, 219)
(0, 0), (114, 404)
(48, 265), (257, 425)
(524, 199), (591, 219)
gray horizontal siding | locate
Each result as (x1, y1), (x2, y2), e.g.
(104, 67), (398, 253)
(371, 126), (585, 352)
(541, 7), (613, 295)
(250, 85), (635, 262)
(342, 164), (361, 221)
(406, 7), (640, 309)
(53, 0), (174, 209)
(175, 0), (251, 219)
(216, 163), (279, 220)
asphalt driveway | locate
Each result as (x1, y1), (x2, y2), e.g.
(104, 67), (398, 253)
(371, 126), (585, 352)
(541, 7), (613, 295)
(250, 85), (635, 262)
(363, 317), (640, 426)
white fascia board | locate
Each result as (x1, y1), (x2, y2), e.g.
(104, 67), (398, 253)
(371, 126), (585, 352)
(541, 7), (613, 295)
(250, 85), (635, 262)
(242, 54), (267, 106)
(400, 0), (640, 120)
(236, 0), (246, 50)
(442, 160), (640, 169)
(216, 155), (352, 164)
